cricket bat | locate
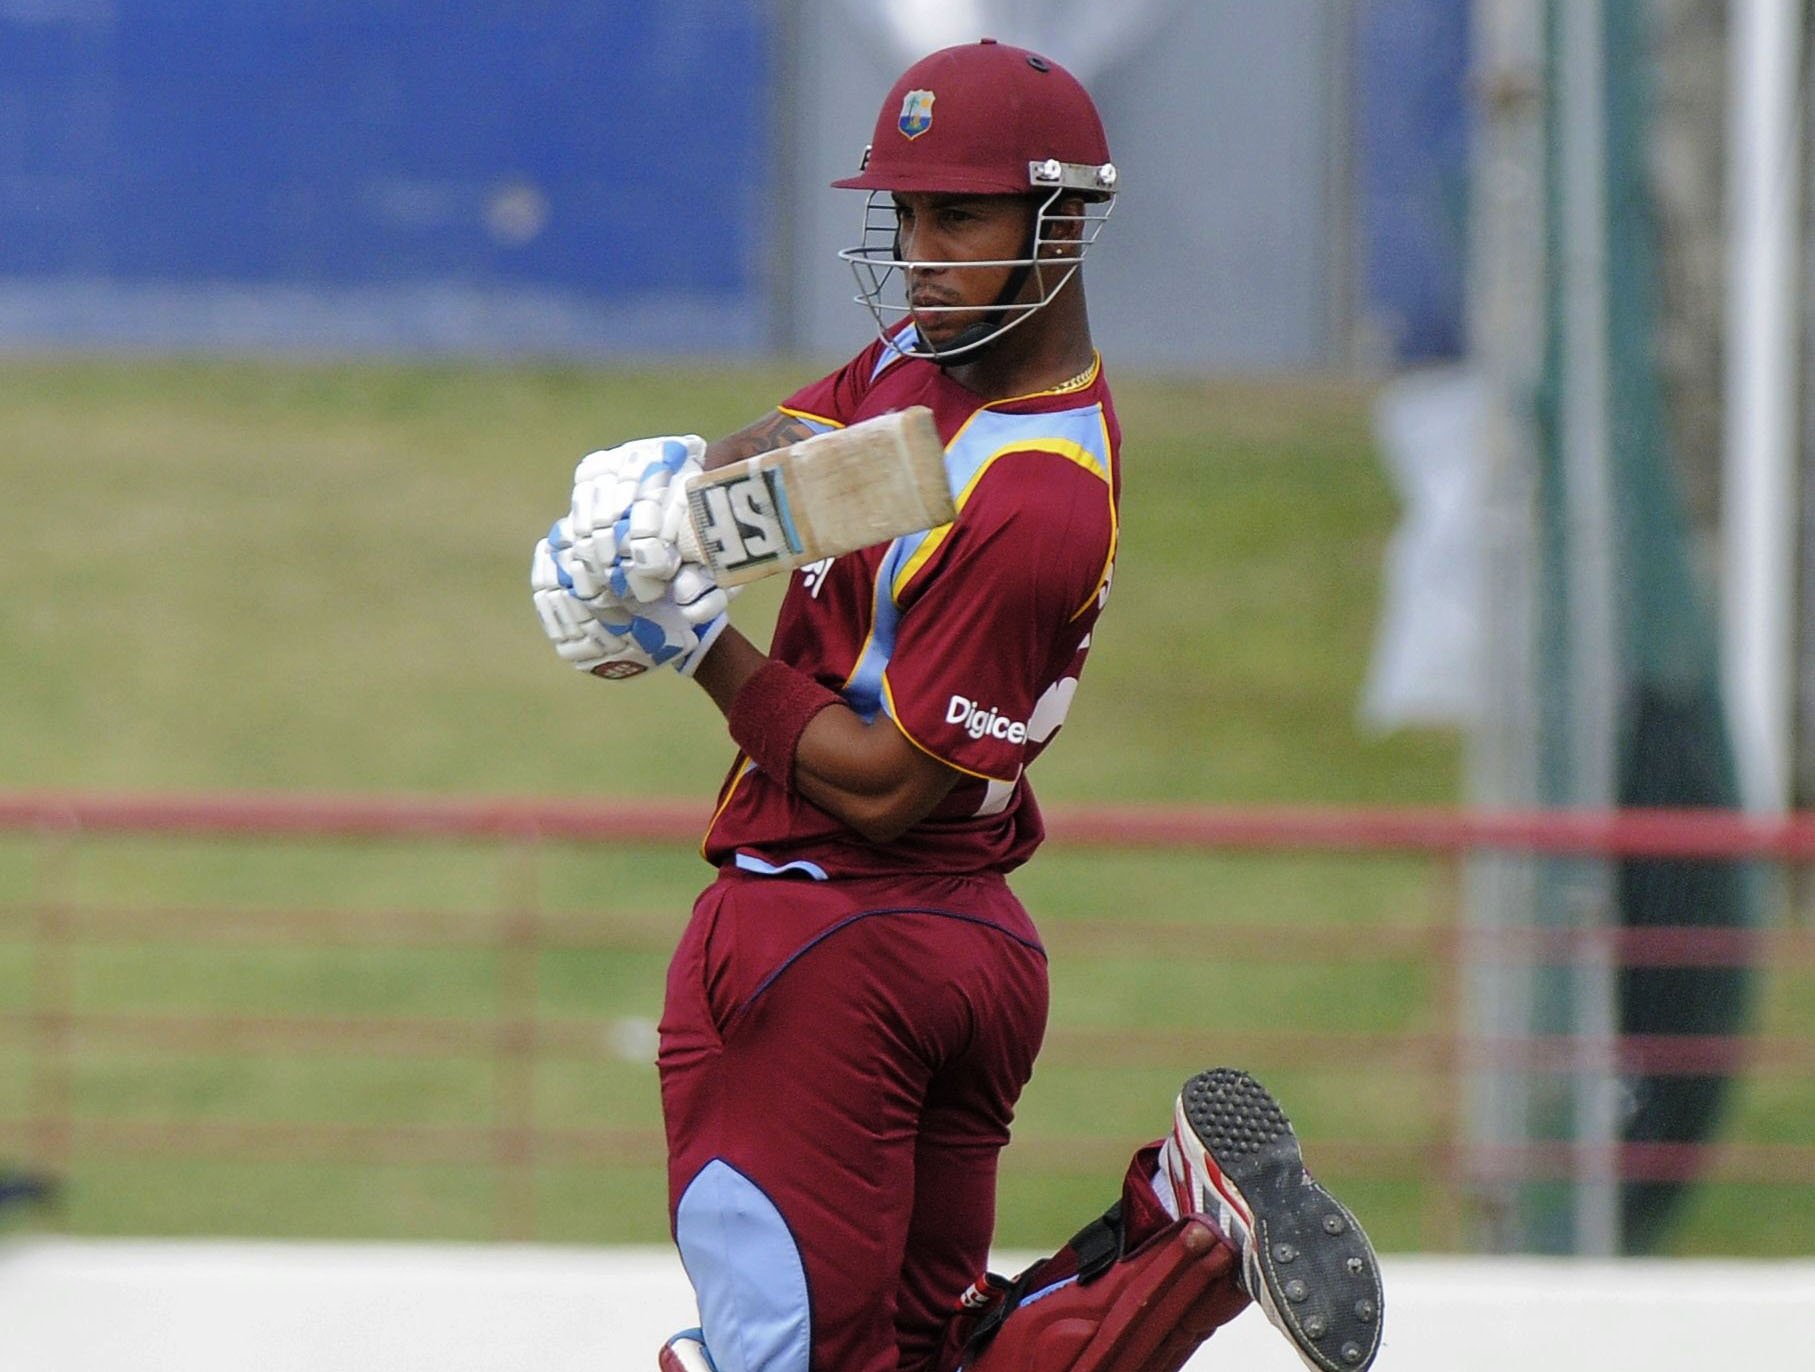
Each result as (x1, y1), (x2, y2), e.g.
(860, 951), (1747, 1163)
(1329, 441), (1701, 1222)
(678, 407), (954, 587)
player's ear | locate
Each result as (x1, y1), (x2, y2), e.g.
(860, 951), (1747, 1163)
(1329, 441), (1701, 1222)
(1043, 194), (1087, 251)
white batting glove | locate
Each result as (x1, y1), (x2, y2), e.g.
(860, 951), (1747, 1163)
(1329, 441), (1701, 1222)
(670, 562), (733, 627)
(530, 521), (661, 680)
(541, 516), (637, 619)
(622, 466), (690, 596)
(570, 436), (706, 603)
(613, 594), (731, 678)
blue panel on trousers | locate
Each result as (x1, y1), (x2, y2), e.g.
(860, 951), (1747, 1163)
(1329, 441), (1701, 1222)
(675, 1160), (812, 1372)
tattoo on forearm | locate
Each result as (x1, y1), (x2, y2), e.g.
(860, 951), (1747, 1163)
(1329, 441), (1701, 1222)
(704, 412), (819, 470)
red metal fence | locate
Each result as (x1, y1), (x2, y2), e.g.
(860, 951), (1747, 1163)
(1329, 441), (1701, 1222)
(0, 790), (1810, 1246)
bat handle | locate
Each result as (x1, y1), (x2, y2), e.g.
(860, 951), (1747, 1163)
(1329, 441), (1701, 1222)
(676, 479), (706, 568)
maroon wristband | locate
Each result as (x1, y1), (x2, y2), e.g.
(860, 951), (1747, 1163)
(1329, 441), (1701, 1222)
(726, 660), (844, 790)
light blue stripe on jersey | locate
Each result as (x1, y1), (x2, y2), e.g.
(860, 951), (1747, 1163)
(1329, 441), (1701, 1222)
(873, 325), (920, 381)
(946, 403), (1113, 491)
(842, 536), (911, 721)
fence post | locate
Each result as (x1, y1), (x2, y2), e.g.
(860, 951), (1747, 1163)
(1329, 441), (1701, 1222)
(495, 831), (543, 1241)
(1431, 849), (1468, 1250)
(27, 820), (77, 1179)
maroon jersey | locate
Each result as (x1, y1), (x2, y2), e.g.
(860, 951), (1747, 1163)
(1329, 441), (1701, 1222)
(704, 333), (1121, 877)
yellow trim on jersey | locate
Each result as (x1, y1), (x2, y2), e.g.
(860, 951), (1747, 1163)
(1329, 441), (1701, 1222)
(890, 437), (1111, 601)
(841, 638), (878, 698)
(776, 405), (845, 430)
(699, 755), (755, 859)
(1072, 408), (1121, 620)
(880, 676), (1019, 784)
(890, 532), (951, 602)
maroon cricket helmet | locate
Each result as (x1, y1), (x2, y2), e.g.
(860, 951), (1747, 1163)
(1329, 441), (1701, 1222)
(832, 39), (1113, 197)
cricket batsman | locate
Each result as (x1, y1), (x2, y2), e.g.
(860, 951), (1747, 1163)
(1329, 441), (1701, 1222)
(530, 39), (1383, 1372)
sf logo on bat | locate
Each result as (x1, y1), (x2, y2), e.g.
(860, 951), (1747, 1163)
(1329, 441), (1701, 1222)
(689, 468), (803, 576)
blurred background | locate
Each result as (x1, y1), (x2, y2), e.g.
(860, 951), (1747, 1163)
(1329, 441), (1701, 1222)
(0, 1), (1811, 1355)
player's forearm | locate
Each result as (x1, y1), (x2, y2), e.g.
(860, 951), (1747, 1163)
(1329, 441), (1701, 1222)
(690, 626), (770, 711)
(695, 634), (959, 842)
(790, 710), (960, 843)
(702, 410), (819, 471)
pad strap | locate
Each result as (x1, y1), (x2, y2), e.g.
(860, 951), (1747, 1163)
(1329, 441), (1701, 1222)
(965, 1203), (1126, 1356)
(959, 1216), (1245, 1372)
(726, 660), (844, 791)
(1070, 1201), (1129, 1279)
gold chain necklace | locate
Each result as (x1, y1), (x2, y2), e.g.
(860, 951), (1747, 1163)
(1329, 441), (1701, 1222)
(1048, 357), (1098, 394)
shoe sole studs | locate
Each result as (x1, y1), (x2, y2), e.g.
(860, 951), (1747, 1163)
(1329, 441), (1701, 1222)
(1180, 1068), (1384, 1372)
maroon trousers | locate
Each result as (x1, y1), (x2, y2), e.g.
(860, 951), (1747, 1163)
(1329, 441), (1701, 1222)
(658, 869), (1050, 1372)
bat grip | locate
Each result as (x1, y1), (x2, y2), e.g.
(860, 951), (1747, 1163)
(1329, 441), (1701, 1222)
(676, 479), (705, 567)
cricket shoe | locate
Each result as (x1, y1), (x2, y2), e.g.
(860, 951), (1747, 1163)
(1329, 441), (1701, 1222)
(1161, 1068), (1383, 1372)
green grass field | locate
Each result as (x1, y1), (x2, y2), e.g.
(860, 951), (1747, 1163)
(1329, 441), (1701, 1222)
(0, 359), (1805, 1256)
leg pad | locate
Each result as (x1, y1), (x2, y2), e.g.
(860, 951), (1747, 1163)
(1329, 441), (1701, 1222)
(964, 1218), (1248, 1372)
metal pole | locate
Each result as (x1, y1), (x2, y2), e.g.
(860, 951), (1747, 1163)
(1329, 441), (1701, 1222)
(1801, 10), (1815, 819)
(1465, 0), (1548, 1251)
(1324, 0), (1359, 369)
(1556, 0), (1622, 1256)
(767, 0), (805, 354)
(1724, 0), (1805, 816)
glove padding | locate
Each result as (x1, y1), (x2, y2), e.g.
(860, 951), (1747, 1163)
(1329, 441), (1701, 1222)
(532, 519), (653, 678)
(531, 517), (728, 680)
(570, 435), (707, 605)
(614, 589), (731, 679)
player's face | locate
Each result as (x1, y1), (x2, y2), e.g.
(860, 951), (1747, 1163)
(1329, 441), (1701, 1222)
(892, 193), (1036, 347)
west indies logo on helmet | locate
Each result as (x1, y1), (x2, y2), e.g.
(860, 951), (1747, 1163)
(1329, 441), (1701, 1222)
(898, 89), (936, 139)
(836, 38), (1118, 363)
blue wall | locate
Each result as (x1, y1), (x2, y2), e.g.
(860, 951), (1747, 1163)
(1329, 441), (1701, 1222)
(1356, 0), (1472, 363)
(0, 3), (1474, 366)
(0, 2), (771, 350)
